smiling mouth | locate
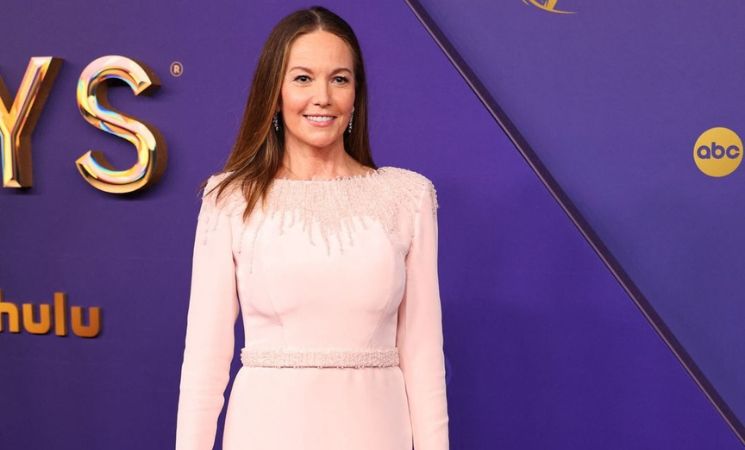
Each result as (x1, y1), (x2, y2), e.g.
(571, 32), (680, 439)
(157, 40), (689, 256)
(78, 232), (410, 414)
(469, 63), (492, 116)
(304, 115), (336, 123)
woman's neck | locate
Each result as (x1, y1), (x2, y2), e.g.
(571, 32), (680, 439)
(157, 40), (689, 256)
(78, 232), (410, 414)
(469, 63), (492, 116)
(278, 148), (369, 181)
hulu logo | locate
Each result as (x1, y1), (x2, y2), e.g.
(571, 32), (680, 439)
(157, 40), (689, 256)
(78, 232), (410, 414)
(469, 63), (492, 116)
(0, 289), (101, 338)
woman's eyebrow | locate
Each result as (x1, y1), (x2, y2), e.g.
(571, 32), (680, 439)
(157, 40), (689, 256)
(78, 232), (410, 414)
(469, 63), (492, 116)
(288, 66), (352, 74)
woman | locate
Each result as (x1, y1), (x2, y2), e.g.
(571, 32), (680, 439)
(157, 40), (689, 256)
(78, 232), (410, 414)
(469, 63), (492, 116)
(175, 5), (449, 450)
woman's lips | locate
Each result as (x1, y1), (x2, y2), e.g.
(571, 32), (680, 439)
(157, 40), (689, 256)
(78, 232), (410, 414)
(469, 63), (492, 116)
(304, 115), (336, 128)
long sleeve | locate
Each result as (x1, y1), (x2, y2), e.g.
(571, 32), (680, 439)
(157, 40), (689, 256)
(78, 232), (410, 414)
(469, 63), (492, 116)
(175, 174), (240, 450)
(396, 179), (450, 450)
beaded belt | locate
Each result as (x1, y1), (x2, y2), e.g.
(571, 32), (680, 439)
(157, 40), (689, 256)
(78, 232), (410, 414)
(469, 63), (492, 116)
(240, 347), (399, 368)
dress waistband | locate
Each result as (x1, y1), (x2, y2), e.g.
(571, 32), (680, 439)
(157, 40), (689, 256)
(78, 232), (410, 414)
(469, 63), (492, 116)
(240, 346), (399, 368)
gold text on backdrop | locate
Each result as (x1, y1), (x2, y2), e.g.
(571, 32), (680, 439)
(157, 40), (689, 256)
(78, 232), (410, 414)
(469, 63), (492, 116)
(0, 55), (166, 193)
(0, 289), (101, 338)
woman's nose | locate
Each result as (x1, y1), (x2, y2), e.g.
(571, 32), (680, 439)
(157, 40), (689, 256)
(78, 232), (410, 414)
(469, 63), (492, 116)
(312, 81), (331, 105)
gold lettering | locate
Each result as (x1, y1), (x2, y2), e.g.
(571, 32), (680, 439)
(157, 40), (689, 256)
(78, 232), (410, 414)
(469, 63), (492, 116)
(0, 289), (20, 333)
(0, 289), (102, 338)
(75, 55), (167, 193)
(71, 306), (101, 338)
(0, 57), (63, 187)
(54, 291), (67, 336)
(22, 303), (51, 334)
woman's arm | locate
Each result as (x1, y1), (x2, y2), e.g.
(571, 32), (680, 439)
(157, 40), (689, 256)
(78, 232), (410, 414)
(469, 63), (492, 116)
(175, 174), (240, 450)
(396, 178), (450, 450)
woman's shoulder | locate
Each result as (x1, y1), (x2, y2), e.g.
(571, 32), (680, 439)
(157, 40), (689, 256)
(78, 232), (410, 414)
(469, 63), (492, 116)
(201, 166), (437, 216)
(203, 170), (236, 190)
(379, 166), (438, 214)
(199, 170), (244, 216)
(207, 167), (432, 188)
(380, 165), (434, 186)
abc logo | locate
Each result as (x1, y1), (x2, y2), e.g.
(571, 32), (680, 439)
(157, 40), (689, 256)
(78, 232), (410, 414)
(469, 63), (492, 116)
(693, 127), (742, 177)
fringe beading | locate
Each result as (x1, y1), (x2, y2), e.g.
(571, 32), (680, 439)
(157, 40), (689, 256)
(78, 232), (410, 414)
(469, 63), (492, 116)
(197, 167), (438, 273)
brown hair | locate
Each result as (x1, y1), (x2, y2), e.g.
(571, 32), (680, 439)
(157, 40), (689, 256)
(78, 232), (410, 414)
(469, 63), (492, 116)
(200, 5), (375, 222)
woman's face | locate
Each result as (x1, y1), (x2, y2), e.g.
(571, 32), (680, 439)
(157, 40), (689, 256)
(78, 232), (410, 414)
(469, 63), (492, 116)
(279, 30), (356, 153)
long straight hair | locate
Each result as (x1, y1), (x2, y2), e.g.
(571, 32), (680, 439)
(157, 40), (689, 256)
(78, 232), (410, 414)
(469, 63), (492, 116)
(201, 6), (375, 222)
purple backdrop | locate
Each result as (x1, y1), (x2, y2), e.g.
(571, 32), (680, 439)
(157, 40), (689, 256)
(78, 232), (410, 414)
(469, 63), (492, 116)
(0, 1), (741, 449)
(405, 0), (745, 447)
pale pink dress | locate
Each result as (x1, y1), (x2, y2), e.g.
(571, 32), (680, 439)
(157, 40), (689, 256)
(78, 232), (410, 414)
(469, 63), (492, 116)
(175, 166), (449, 450)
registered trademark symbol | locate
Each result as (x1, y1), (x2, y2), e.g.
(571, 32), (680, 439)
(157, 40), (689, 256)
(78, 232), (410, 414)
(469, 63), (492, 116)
(170, 61), (184, 77)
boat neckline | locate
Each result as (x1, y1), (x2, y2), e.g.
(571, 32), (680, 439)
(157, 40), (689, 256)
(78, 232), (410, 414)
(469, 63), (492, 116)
(272, 166), (389, 183)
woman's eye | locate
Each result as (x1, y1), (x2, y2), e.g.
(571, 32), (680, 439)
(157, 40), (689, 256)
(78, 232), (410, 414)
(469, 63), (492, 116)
(292, 75), (349, 84)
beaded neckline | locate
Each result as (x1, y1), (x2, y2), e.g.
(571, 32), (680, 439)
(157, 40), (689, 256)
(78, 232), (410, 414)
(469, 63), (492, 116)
(200, 166), (436, 273)
(272, 166), (388, 183)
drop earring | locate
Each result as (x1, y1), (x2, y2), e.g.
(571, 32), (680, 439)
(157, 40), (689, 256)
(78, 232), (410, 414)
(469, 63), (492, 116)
(273, 112), (280, 131)
(347, 108), (354, 134)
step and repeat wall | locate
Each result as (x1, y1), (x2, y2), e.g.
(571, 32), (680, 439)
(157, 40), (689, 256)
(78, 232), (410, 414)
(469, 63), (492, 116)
(1, 1), (742, 449)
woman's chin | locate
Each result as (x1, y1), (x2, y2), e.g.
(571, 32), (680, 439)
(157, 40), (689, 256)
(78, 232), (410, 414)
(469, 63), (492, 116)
(291, 134), (344, 149)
